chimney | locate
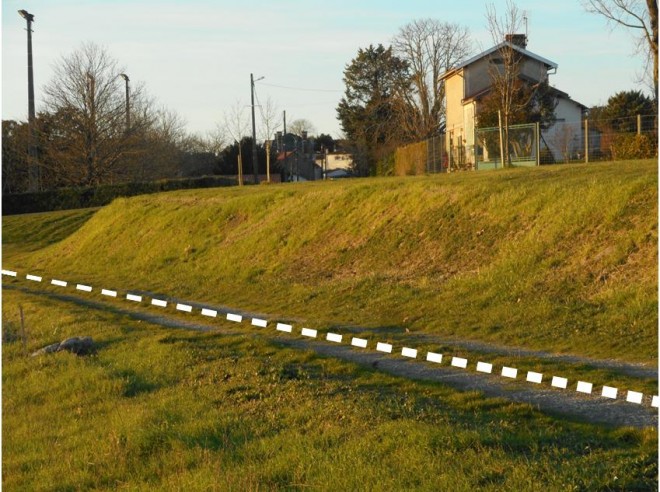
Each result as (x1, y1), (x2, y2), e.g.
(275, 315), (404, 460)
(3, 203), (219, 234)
(505, 33), (527, 49)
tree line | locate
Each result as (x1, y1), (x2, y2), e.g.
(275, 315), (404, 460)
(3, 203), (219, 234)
(3, 42), (329, 193)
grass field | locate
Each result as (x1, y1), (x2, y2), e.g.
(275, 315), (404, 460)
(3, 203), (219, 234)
(2, 289), (657, 490)
(2, 160), (658, 489)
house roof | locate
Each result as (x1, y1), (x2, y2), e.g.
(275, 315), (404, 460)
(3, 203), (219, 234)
(440, 41), (558, 81)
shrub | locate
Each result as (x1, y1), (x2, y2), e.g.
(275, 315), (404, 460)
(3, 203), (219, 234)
(2, 175), (237, 215)
(610, 133), (657, 160)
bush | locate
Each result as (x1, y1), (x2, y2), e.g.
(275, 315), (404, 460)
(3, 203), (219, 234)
(395, 141), (428, 175)
(610, 133), (657, 160)
(2, 175), (237, 215)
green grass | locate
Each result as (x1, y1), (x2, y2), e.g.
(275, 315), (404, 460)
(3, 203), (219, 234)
(3, 289), (657, 490)
(4, 160), (656, 364)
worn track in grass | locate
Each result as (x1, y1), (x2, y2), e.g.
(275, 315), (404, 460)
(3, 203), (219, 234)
(4, 283), (657, 429)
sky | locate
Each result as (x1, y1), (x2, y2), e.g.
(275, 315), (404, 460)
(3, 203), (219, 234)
(1, 0), (651, 140)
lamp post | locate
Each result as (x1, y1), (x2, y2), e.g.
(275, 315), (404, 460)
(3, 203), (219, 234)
(119, 73), (130, 132)
(18, 9), (38, 191)
(250, 73), (264, 184)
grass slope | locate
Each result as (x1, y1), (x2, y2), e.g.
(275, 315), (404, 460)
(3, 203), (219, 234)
(3, 289), (657, 490)
(4, 160), (657, 363)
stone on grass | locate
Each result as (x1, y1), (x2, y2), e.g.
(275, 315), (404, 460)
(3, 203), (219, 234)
(31, 337), (95, 357)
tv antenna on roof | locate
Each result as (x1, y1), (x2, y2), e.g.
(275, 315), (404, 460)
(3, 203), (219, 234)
(523, 11), (529, 42)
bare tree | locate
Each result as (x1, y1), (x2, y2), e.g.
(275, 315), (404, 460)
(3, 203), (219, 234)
(393, 19), (472, 139)
(288, 118), (316, 136)
(206, 125), (227, 156)
(223, 100), (250, 183)
(257, 96), (281, 182)
(42, 42), (149, 185)
(584, 0), (658, 100)
(485, 1), (548, 166)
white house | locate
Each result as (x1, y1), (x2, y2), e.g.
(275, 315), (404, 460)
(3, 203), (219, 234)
(440, 34), (587, 167)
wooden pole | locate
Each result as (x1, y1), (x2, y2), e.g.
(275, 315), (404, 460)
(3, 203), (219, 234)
(498, 110), (505, 169)
(584, 118), (589, 164)
(266, 140), (271, 183)
(536, 122), (540, 166)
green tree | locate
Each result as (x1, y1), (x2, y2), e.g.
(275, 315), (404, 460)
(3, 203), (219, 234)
(476, 79), (558, 129)
(336, 44), (411, 175)
(2, 120), (29, 193)
(600, 89), (655, 131)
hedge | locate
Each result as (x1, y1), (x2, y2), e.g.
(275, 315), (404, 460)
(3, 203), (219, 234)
(394, 140), (428, 176)
(2, 175), (237, 216)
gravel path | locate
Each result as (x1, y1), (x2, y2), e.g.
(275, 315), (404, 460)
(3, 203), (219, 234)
(6, 284), (658, 429)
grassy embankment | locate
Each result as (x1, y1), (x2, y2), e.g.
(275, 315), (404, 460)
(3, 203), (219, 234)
(4, 159), (656, 364)
(3, 288), (657, 490)
(2, 160), (658, 489)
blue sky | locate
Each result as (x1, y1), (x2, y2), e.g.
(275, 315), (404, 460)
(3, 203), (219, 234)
(2, 0), (649, 139)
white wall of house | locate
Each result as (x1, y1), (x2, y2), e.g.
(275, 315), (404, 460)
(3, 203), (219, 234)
(323, 153), (353, 171)
(542, 97), (585, 162)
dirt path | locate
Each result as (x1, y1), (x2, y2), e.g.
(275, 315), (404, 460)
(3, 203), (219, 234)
(132, 288), (658, 379)
(6, 284), (657, 429)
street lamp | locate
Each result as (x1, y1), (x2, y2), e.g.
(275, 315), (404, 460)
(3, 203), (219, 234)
(119, 73), (130, 132)
(250, 73), (264, 184)
(18, 9), (38, 191)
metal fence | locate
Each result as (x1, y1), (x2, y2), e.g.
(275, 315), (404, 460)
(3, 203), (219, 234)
(475, 123), (539, 170)
(395, 114), (657, 176)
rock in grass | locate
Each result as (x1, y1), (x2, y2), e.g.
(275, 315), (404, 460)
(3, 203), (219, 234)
(31, 337), (95, 357)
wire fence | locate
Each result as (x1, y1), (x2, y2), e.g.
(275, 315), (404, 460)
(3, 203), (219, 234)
(395, 114), (657, 175)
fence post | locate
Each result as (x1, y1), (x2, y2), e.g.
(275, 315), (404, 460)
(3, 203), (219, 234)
(584, 118), (589, 164)
(637, 114), (641, 135)
(536, 122), (540, 166)
(498, 110), (505, 169)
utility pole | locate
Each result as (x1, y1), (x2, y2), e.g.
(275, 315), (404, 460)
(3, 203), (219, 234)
(283, 110), (289, 181)
(18, 10), (38, 192)
(250, 73), (261, 184)
(119, 73), (130, 132)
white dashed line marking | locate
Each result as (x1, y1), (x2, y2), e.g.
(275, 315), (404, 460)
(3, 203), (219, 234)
(551, 376), (568, 389)
(451, 357), (468, 369)
(426, 352), (442, 363)
(502, 367), (518, 379)
(602, 386), (618, 399)
(351, 337), (368, 348)
(576, 381), (593, 394)
(326, 332), (342, 343)
(376, 342), (393, 353)
(8, 267), (653, 409)
(176, 303), (193, 313)
(526, 371), (543, 384)
(626, 391), (643, 404)
(301, 328), (317, 338)
(401, 347), (417, 358)
(276, 323), (293, 333)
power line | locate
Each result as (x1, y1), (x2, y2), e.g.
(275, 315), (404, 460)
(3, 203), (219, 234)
(259, 81), (341, 93)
